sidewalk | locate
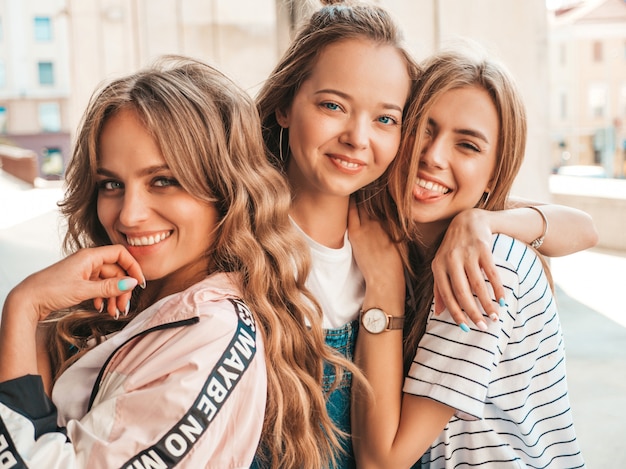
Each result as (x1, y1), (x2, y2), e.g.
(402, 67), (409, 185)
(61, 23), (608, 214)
(1, 169), (625, 467)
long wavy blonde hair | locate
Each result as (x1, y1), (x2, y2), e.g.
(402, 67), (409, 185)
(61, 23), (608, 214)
(361, 48), (530, 371)
(46, 55), (344, 468)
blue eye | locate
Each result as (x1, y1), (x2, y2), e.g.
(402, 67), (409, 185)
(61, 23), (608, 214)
(97, 180), (122, 191)
(153, 177), (180, 187)
(322, 102), (341, 111)
(378, 115), (398, 125)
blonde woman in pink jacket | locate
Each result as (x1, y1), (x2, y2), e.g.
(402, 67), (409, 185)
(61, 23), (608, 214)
(0, 56), (347, 468)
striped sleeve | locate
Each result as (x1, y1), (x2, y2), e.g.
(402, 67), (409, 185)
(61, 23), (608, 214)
(403, 234), (531, 419)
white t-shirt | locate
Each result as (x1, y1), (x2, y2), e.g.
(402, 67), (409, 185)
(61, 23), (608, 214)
(291, 220), (365, 329)
(404, 234), (585, 468)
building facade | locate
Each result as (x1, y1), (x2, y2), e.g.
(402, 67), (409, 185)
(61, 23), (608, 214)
(0, 0), (70, 179)
(549, 0), (626, 178)
(0, 0), (554, 200)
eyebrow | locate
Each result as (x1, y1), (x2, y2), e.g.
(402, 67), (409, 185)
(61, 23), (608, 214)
(428, 118), (490, 144)
(315, 88), (403, 113)
(96, 164), (171, 178)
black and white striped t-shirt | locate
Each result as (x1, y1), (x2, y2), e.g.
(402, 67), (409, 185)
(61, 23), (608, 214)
(404, 234), (585, 469)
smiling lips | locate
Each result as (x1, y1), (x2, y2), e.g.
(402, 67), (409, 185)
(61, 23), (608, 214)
(126, 231), (172, 247)
(415, 177), (450, 195)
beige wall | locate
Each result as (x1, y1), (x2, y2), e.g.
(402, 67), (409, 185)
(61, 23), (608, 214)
(64, 0), (551, 201)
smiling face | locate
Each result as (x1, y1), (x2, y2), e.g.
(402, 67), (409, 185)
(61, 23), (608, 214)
(409, 85), (499, 241)
(277, 38), (411, 201)
(96, 108), (219, 291)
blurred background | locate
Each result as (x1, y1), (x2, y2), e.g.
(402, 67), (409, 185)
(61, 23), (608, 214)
(0, 0), (624, 466)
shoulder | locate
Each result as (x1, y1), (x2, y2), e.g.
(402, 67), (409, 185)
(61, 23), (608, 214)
(149, 272), (246, 325)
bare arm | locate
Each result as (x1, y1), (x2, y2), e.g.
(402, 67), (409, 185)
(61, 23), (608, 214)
(348, 202), (455, 468)
(0, 246), (143, 384)
(432, 201), (598, 327)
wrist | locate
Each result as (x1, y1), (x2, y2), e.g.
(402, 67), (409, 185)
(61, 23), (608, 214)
(4, 286), (45, 328)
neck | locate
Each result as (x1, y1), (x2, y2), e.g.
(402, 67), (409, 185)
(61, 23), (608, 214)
(290, 193), (350, 249)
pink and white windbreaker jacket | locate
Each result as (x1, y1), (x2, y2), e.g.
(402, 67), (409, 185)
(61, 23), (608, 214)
(0, 272), (266, 469)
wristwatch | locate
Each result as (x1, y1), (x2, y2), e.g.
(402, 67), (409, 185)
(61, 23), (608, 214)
(360, 307), (405, 334)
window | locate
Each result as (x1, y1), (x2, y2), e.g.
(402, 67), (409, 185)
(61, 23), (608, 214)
(0, 106), (7, 134)
(34, 16), (52, 41)
(39, 102), (61, 132)
(38, 61), (54, 85)
(592, 41), (603, 62)
(588, 84), (607, 119)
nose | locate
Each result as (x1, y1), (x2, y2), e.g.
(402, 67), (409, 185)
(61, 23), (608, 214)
(118, 187), (150, 227)
(419, 135), (447, 169)
(339, 115), (369, 150)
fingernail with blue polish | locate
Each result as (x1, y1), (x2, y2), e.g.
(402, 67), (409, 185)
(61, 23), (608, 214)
(118, 278), (138, 291)
(459, 323), (470, 333)
(498, 298), (506, 308)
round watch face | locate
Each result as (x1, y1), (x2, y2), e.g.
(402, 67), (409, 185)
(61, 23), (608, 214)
(361, 308), (388, 334)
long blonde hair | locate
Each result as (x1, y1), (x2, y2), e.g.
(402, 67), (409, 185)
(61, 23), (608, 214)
(362, 48), (529, 370)
(48, 55), (342, 468)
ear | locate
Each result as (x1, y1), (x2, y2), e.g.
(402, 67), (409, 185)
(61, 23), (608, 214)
(275, 108), (289, 128)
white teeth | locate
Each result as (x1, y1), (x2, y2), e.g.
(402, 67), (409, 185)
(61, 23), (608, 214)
(332, 157), (360, 169)
(127, 231), (171, 246)
(416, 177), (450, 194)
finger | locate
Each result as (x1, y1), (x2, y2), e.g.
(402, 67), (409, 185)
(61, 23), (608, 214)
(464, 263), (499, 322)
(481, 261), (505, 318)
(96, 277), (138, 320)
(433, 284), (444, 316)
(446, 268), (488, 331)
(432, 267), (468, 329)
(93, 297), (104, 313)
(92, 245), (145, 288)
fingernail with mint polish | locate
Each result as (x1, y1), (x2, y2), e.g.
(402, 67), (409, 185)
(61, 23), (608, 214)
(498, 298), (506, 308)
(118, 278), (138, 291)
(459, 323), (470, 333)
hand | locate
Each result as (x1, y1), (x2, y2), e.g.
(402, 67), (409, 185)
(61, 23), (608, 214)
(348, 200), (405, 311)
(432, 209), (504, 330)
(8, 245), (144, 322)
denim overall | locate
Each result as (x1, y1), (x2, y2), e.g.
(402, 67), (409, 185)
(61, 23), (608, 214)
(250, 319), (358, 469)
(323, 319), (358, 469)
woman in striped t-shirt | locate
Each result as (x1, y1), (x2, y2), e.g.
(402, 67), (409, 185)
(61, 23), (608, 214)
(350, 47), (586, 468)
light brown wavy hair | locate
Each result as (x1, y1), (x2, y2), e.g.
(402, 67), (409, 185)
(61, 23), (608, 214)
(44, 55), (341, 468)
(361, 48), (531, 371)
(254, 1), (420, 466)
